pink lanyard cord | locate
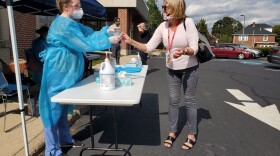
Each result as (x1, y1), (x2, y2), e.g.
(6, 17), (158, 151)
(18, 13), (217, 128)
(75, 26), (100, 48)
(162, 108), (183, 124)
(168, 26), (177, 53)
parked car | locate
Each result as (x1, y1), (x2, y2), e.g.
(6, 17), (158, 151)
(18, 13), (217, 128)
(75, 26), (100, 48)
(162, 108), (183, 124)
(211, 45), (251, 59)
(267, 46), (280, 64)
(270, 46), (280, 54)
(219, 43), (263, 58)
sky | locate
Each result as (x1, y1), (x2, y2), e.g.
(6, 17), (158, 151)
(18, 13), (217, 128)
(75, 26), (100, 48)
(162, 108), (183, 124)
(155, 0), (280, 33)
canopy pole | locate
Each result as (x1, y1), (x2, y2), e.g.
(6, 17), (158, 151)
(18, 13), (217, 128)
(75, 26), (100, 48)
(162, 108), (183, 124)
(6, 0), (30, 155)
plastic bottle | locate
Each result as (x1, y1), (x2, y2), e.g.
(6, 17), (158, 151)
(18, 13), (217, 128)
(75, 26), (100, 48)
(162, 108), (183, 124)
(27, 95), (35, 116)
(109, 53), (115, 68)
(99, 52), (115, 91)
(136, 52), (142, 67)
(36, 101), (40, 116)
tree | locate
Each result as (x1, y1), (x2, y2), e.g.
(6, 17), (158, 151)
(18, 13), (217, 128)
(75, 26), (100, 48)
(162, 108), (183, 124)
(272, 25), (280, 44)
(212, 17), (243, 43)
(146, 0), (163, 35)
(196, 18), (209, 37)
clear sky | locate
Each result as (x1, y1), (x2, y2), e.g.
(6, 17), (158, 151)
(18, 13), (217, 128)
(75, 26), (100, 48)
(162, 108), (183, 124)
(154, 0), (280, 33)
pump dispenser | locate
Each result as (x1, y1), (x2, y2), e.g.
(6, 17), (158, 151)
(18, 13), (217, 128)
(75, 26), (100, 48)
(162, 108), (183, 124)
(99, 52), (115, 90)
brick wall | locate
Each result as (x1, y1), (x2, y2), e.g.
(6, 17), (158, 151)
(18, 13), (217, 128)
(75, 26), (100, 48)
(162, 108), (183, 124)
(233, 35), (276, 47)
(254, 35), (275, 43)
(118, 8), (129, 55)
(10, 12), (36, 60)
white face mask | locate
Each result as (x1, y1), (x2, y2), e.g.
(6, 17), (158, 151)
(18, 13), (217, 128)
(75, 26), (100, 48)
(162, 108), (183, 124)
(72, 8), (84, 19)
(163, 13), (173, 22)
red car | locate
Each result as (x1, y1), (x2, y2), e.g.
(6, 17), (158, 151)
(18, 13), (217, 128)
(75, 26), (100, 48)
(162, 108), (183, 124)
(211, 45), (251, 59)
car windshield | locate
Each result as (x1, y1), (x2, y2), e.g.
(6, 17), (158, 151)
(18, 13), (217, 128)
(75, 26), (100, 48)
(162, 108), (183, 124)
(240, 44), (250, 49)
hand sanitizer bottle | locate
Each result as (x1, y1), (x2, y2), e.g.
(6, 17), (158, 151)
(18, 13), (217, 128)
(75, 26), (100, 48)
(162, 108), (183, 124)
(99, 52), (115, 90)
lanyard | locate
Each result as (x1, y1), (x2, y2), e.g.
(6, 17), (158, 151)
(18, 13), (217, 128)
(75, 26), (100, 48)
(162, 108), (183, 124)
(168, 26), (177, 53)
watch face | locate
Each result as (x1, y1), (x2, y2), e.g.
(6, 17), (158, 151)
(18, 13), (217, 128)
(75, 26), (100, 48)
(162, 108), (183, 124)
(184, 48), (188, 55)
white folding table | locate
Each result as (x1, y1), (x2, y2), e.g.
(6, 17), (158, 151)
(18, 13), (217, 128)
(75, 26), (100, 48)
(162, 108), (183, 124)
(51, 65), (148, 156)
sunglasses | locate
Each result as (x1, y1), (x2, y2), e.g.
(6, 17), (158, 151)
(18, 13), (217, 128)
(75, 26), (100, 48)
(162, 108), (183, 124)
(162, 5), (170, 10)
(67, 3), (81, 9)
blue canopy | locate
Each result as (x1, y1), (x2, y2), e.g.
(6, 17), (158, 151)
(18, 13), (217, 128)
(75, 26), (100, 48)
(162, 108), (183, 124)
(0, 0), (106, 19)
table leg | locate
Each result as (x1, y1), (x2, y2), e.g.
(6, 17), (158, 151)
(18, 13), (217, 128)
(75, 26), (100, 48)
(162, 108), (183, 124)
(79, 106), (131, 156)
(89, 106), (94, 148)
(113, 107), (118, 149)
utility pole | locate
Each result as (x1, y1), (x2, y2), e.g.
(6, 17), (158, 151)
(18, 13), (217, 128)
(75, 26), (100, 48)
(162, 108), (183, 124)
(240, 15), (245, 44)
(252, 22), (255, 47)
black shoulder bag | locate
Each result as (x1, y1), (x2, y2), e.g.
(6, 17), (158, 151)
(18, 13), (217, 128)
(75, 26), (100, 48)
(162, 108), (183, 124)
(183, 18), (215, 63)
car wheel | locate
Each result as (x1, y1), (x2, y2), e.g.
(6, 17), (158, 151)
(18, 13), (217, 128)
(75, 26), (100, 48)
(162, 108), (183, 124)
(251, 53), (256, 59)
(253, 53), (258, 59)
(238, 53), (245, 59)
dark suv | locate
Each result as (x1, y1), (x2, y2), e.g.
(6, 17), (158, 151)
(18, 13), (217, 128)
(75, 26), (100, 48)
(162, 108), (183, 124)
(267, 46), (280, 64)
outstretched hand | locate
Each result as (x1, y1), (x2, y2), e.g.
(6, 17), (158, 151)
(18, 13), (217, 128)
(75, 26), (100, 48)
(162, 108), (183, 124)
(107, 27), (115, 34)
(109, 35), (120, 44)
(107, 27), (121, 35)
(108, 32), (123, 44)
(121, 33), (132, 44)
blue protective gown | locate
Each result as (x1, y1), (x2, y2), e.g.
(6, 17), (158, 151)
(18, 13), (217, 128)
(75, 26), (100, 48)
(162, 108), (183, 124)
(39, 15), (112, 128)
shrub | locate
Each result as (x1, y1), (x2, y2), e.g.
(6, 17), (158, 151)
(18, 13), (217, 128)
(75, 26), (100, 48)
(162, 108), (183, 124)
(92, 59), (104, 66)
(255, 47), (272, 57)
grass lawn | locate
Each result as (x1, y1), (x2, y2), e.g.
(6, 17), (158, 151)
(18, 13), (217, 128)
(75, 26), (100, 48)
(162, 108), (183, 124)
(92, 59), (104, 66)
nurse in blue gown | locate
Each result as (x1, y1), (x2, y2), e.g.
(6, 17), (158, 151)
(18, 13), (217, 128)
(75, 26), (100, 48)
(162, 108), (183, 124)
(38, 0), (120, 155)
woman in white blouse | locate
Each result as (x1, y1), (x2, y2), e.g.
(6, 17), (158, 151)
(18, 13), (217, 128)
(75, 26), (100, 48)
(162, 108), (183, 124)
(122, 0), (199, 150)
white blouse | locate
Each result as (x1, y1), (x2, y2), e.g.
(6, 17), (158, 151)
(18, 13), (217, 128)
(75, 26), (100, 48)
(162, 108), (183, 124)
(145, 18), (199, 70)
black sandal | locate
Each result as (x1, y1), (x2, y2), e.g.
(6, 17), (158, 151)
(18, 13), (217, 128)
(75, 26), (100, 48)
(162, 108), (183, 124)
(182, 138), (196, 150)
(164, 136), (176, 148)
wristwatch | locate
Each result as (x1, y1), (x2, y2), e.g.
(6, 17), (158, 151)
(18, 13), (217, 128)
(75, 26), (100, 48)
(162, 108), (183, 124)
(183, 48), (189, 55)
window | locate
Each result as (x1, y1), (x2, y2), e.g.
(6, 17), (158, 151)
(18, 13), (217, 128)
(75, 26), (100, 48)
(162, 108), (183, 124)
(263, 36), (268, 41)
(37, 16), (54, 29)
(225, 46), (233, 50)
(238, 36), (242, 41)
(260, 45), (271, 47)
(218, 45), (224, 49)
(238, 35), (248, 41)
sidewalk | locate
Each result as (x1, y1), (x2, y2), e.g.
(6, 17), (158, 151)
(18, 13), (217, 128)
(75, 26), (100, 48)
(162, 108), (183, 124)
(0, 85), (44, 156)
(0, 51), (163, 156)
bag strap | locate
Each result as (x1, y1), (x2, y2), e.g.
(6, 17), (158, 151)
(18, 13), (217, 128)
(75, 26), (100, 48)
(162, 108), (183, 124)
(183, 18), (187, 31)
(183, 17), (201, 43)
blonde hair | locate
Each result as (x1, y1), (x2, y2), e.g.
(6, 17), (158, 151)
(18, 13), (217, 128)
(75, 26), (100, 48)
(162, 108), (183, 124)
(164, 0), (186, 20)
(56, 0), (72, 13)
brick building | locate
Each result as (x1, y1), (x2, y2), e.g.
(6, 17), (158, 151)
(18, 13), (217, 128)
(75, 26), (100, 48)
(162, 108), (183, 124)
(233, 22), (277, 48)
